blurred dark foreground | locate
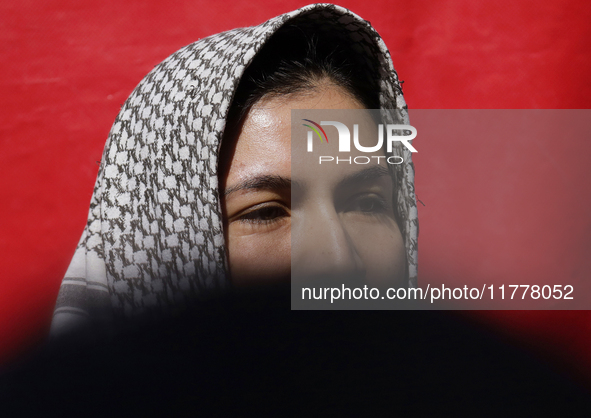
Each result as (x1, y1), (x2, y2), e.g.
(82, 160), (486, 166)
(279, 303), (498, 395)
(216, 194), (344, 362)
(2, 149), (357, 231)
(1, 284), (589, 417)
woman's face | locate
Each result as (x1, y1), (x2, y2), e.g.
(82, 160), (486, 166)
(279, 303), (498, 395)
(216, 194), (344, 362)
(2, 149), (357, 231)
(220, 84), (407, 287)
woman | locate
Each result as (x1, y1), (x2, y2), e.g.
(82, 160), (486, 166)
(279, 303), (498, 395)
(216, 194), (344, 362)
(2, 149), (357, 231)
(51, 3), (418, 336)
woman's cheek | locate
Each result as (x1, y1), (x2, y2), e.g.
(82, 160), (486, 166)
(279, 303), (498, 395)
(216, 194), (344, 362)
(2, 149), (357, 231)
(227, 224), (291, 285)
(345, 217), (407, 287)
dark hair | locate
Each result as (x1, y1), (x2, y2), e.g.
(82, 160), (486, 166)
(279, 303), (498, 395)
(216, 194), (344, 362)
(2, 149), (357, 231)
(225, 25), (380, 132)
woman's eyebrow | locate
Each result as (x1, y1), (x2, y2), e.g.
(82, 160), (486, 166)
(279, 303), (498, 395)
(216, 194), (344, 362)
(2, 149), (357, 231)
(337, 165), (391, 190)
(224, 175), (294, 196)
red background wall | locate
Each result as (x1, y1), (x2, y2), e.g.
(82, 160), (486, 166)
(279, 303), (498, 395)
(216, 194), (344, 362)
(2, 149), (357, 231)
(1, 0), (590, 385)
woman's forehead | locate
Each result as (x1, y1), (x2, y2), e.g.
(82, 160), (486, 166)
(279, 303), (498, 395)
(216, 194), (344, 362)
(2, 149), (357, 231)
(223, 88), (393, 198)
(223, 86), (379, 187)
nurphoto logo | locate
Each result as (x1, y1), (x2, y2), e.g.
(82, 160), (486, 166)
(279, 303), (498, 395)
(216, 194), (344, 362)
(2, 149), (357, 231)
(302, 119), (417, 165)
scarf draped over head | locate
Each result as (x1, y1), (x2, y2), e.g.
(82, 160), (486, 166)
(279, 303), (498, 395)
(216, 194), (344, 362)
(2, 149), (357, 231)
(51, 3), (419, 337)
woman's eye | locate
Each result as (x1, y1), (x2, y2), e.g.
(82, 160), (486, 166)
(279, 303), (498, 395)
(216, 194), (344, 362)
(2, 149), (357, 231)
(238, 205), (289, 225)
(347, 195), (388, 214)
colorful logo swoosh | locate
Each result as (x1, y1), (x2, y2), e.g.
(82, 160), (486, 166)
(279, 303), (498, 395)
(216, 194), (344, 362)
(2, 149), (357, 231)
(302, 119), (329, 143)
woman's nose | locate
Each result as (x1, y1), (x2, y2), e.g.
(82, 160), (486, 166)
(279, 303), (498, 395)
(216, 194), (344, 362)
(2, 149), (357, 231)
(291, 204), (366, 283)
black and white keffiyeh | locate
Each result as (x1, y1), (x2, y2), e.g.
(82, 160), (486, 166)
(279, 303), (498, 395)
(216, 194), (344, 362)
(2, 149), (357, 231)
(51, 3), (419, 336)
